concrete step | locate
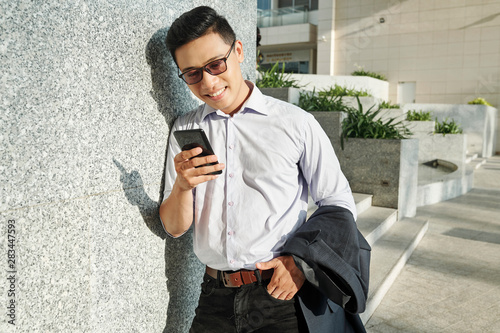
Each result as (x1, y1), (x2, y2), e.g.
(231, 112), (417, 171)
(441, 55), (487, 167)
(468, 157), (487, 169)
(465, 153), (479, 163)
(353, 193), (373, 216)
(360, 217), (429, 324)
(356, 206), (398, 246)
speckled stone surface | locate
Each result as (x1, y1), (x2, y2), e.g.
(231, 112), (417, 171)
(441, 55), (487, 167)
(338, 138), (419, 218)
(1, 201), (92, 333)
(310, 111), (346, 152)
(1, 1), (256, 332)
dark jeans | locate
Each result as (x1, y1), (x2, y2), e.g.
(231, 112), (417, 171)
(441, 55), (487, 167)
(190, 273), (309, 333)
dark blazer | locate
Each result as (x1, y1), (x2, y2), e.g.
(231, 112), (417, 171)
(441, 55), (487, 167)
(284, 205), (371, 332)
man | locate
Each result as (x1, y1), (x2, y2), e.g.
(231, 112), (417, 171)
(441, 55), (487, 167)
(160, 6), (366, 333)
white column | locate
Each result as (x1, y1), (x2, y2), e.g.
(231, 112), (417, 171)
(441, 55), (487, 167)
(317, 0), (336, 75)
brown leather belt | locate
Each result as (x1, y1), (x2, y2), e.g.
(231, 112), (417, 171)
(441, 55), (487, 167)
(206, 266), (274, 288)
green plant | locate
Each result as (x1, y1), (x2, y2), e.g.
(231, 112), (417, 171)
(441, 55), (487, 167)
(299, 88), (352, 111)
(317, 84), (371, 98)
(256, 62), (300, 88)
(341, 97), (412, 149)
(351, 68), (387, 81)
(406, 110), (432, 121)
(379, 100), (400, 109)
(468, 97), (492, 106)
(434, 118), (463, 136)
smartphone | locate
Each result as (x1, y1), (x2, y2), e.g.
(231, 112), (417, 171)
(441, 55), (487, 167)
(173, 129), (222, 175)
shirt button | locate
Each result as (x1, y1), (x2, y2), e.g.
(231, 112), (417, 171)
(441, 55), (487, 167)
(229, 173), (234, 178)
(229, 144), (234, 149)
(230, 259), (235, 264)
(228, 201), (234, 206)
(228, 231), (233, 236)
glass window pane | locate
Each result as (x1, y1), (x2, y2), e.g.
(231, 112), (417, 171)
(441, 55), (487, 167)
(278, 0), (293, 8)
(295, 0), (309, 8)
(258, 0), (271, 10)
(310, 0), (318, 10)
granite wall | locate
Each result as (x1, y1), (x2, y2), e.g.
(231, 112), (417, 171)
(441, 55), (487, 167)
(338, 138), (419, 219)
(0, 1), (256, 332)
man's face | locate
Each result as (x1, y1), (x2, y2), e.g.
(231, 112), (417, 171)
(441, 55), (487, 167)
(175, 32), (248, 115)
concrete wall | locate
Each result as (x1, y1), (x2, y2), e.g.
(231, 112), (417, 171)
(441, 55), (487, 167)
(259, 23), (317, 45)
(334, 0), (500, 108)
(0, 1), (256, 332)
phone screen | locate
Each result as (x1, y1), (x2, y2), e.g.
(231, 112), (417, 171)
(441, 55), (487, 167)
(173, 129), (222, 175)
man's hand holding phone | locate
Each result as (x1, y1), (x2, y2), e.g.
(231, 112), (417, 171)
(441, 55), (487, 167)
(172, 129), (224, 191)
(173, 147), (225, 191)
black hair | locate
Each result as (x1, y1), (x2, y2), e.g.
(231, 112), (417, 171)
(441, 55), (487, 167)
(165, 6), (236, 65)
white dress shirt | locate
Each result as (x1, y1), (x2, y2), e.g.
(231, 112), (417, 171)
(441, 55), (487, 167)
(162, 83), (356, 271)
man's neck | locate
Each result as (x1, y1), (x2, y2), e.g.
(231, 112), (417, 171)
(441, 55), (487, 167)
(228, 81), (253, 117)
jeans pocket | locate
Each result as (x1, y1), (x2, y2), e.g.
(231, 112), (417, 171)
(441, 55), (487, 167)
(259, 283), (295, 304)
(200, 273), (217, 297)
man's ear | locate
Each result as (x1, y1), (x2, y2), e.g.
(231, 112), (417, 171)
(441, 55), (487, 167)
(235, 40), (245, 63)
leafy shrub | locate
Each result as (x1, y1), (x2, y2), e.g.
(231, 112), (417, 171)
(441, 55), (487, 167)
(434, 118), (463, 135)
(351, 69), (387, 81)
(256, 62), (300, 88)
(318, 84), (372, 98)
(379, 100), (400, 109)
(406, 110), (432, 121)
(341, 97), (412, 149)
(468, 97), (492, 106)
(299, 88), (352, 112)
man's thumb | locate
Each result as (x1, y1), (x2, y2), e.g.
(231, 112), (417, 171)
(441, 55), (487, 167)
(256, 259), (276, 270)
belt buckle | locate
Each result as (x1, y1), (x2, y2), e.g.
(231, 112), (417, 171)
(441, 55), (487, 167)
(222, 270), (260, 287)
(222, 271), (241, 288)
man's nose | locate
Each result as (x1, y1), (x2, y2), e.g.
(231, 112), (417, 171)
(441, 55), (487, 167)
(200, 69), (219, 88)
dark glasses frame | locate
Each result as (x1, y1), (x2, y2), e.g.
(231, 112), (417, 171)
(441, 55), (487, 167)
(178, 40), (236, 85)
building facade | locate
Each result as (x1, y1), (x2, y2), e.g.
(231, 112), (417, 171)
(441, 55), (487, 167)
(258, 0), (500, 107)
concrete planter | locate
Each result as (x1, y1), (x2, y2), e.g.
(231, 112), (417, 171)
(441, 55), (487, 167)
(260, 87), (301, 105)
(418, 133), (467, 169)
(376, 108), (405, 122)
(337, 138), (419, 218)
(416, 133), (471, 207)
(406, 121), (435, 137)
(342, 96), (381, 112)
(290, 74), (390, 100)
(311, 111), (419, 218)
(402, 103), (498, 157)
(309, 111), (345, 152)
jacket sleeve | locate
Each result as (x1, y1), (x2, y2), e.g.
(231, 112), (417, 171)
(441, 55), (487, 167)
(283, 205), (371, 314)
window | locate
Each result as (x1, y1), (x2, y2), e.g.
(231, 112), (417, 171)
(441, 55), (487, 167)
(258, 0), (272, 10)
(259, 61), (310, 74)
(278, 0), (293, 8)
(278, 0), (318, 10)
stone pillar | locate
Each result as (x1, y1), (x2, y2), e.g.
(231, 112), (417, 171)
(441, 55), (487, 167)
(0, 1), (255, 332)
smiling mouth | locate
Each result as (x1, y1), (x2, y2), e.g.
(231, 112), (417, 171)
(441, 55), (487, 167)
(208, 87), (226, 97)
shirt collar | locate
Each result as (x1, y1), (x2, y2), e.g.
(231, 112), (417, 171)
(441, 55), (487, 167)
(201, 81), (269, 120)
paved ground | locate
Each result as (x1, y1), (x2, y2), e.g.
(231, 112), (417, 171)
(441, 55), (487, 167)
(366, 155), (500, 333)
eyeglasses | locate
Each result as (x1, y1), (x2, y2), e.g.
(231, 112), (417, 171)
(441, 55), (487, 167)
(178, 40), (236, 85)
